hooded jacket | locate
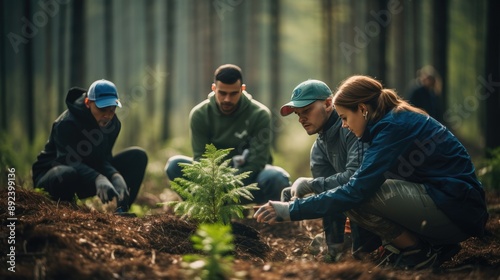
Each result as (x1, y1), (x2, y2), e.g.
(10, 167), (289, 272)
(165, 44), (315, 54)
(32, 87), (121, 184)
(290, 110), (488, 237)
(309, 111), (363, 192)
(189, 91), (271, 179)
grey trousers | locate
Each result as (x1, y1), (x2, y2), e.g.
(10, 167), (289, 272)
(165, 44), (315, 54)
(346, 179), (468, 245)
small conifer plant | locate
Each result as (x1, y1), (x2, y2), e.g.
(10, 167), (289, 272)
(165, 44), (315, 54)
(167, 144), (259, 224)
(182, 223), (236, 280)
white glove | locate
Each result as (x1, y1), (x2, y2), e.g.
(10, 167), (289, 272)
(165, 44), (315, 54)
(290, 177), (314, 198)
(253, 201), (291, 224)
(232, 149), (249, 168)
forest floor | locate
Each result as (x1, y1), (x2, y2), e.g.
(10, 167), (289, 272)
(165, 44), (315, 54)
(1, 187), (500, 280)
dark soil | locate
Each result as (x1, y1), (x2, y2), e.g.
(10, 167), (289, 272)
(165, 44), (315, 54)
(1, 188), (499, 280)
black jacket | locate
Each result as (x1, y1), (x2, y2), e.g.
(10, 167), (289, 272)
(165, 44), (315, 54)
(32, 87), (121, 184)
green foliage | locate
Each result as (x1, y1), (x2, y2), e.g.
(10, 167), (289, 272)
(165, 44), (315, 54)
(128, 203), (150, 217)
(0, 131), (47, 189)
(166, 144), (259, 224)
(478, 147), (500, 191)
(181, 223), (235, 280)
(0, 132), (22, 172)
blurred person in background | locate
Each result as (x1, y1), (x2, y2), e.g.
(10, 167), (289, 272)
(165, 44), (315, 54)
(407, 65), (443, 122)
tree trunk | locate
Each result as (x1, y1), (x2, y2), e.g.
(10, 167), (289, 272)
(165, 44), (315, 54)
(69, 0), (85, 87)
(145, 0), (156, 115)
(0, 0), (6, 131)
(322, 0), (334, 80)
(57, 1), (68, 113)
(161, 0), (176, 141)
(391, 0), (405, 94)
(432, 0), (448, 121)
(484, 0), (500, 152)
(269, 0), (280, 148)
(25, 1), (34, 143)
(104, 0), (113, 78)
(367, 0), (387, 82)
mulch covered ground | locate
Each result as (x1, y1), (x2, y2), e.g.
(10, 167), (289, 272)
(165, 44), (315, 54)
(1, 188), (499, 280)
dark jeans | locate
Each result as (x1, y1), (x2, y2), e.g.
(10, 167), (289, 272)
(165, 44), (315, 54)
(165, 155), (291, 204)
(34, 147), (148, 208)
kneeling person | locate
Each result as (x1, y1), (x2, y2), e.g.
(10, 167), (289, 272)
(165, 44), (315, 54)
(32, 79), (148, 213)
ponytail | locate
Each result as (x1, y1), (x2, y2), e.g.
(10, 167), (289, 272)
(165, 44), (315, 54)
(334, 75), (427, 123)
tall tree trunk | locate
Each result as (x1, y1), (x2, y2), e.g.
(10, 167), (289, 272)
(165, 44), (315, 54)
(25, 1), (34, 143)
(432, 0), (448, 121)
(45, 16), (53, 130)
(367, 0), (388, 82)
(57, 1), (67, 113)
(269, 0), (280, 148)
(202, 0), (215, 91)
(104, 0), (113, 78)
(244, 1), (260, 85)
(0, 0), (6, 132)
(145, 0), (156, 114)
(391, 0), (405, 94)
(161, 0), (176, 141)
(484, 0), (500, 152)
(69, 0), (85, 87)
(322, 0), (333, 80)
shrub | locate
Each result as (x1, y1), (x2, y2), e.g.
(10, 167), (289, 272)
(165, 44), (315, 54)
(166, 144), (259, 224)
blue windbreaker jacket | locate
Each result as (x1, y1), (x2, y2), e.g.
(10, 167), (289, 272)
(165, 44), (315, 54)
(289, 110), (488, 237)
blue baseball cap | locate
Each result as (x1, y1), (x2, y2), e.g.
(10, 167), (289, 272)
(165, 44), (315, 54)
(280, 79), (332, 116)
(87, 79), (122, 108)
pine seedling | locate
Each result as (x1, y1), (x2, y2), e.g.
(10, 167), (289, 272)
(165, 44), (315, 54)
(182, 223), (236, 280)
(167, 144), (259, 224)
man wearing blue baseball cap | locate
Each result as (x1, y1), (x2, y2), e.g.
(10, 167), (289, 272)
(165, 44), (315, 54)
(279, 79), (380, 262)
(32, 79), (147, 215)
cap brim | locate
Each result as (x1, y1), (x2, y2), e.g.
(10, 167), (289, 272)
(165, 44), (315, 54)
(279, 100), (317, 116)
(95, 98), (122, 108)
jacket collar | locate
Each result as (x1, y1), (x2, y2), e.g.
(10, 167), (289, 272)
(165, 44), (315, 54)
(318, 110), (339, 139)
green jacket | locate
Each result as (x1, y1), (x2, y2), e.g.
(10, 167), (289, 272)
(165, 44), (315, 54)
(189, 91), (272, 180)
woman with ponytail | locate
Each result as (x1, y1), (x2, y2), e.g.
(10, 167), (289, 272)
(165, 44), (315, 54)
(254, 75), (488, 270)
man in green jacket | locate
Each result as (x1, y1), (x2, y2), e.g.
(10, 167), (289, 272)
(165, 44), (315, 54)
(165, 64), (290, 204)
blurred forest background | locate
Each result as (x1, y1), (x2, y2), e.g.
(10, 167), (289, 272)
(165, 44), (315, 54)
(1, 0), (499, 189)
